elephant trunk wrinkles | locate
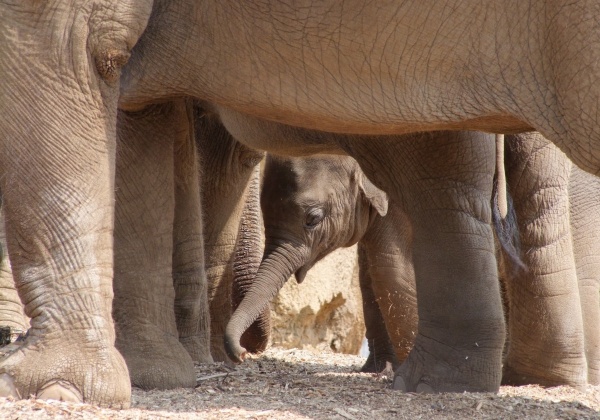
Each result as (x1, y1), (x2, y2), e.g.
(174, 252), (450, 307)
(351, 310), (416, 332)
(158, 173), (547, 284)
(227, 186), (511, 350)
(225, 242), (305, 363)
(231, 168), (270, 353)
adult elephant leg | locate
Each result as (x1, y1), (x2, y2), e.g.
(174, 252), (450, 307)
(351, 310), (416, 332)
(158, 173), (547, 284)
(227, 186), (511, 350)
(172, 101), (212, 363)
(113, 102), (195, 390)
(0, 106), (131, 406)
(343, 131), (505, 393)
(358, 207), (417, 373)
(196, 108), (266, 361)
(503, 133), (586, 387)
(0, 211), (28, 332)
(569, 166), (600, 385)
(232, 168), (271, 354)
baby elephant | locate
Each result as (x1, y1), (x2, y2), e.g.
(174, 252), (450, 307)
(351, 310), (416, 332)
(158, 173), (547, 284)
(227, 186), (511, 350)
(228, 154), (418, 372)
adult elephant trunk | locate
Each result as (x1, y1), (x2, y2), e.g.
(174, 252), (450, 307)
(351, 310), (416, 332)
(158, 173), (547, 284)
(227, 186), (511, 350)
(225, 240), (306, 363)
(231, 169), (271, 353)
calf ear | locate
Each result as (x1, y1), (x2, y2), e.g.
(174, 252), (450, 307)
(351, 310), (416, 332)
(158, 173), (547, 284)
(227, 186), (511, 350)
(358, 174), (388, 217)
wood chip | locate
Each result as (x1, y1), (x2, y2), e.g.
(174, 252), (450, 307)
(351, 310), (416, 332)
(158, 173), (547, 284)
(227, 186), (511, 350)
(196, 372), (234, 382)
(333, 407), (358, 420)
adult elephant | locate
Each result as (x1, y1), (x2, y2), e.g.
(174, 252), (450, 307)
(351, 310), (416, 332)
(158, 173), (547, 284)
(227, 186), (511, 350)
(116, 0), (600, 393)
(3, 0), (600, 406)
(254, 154), (417, 373)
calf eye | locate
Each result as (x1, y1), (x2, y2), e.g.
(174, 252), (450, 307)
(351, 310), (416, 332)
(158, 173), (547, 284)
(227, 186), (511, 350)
(304, 208), (325, 229)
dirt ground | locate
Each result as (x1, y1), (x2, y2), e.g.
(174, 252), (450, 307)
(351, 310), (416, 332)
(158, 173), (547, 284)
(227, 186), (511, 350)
(1, 347), (598, 419)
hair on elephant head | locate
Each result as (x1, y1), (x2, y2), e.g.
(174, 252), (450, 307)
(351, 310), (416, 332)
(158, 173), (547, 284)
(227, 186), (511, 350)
(261, 154), (387, 283)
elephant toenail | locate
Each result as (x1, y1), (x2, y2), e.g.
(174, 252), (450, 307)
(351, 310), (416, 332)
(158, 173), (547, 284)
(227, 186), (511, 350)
(0, 373), (20, 399)
(416, 382), (435, 394)
(392, 376), (407, 391)
(37, 380), (82, 403)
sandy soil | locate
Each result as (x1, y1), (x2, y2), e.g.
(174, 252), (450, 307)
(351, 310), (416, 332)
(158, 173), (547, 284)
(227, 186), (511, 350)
(1, 347), (598, 419)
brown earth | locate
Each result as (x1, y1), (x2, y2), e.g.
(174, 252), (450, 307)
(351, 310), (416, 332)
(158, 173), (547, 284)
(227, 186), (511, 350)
(1, 346), (598, 419)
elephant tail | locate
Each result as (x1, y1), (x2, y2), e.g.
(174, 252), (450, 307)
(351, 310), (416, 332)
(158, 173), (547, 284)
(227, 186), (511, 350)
(493, 134), (527, 274)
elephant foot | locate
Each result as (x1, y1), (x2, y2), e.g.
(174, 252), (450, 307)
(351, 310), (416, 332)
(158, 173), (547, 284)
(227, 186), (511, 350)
(502, 357), (587, 388)
(360, 352), (399, 373)
(392, 335), (502, 393)
(180, 335), (213, 364)
(588, 367), (600, 386)
(0, 334), (131, 407)
(116, 325), (196, 390)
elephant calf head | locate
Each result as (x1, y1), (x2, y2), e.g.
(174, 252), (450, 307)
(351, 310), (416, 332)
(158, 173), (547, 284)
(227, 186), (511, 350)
(224, 153), (388, 363)
(261, 154), (388, 282)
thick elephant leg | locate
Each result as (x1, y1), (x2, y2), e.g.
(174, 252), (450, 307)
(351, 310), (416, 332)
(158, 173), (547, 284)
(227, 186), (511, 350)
(0, 211), (28, 332)
(172, 101), (212, 363)
(233, 169), (271, 354)
(343, 131), (505, 392)
(113, 103), (195, 390)
(503, 133), (586, 387)
(569, 166), (600, 385)
(0, 116), (130, 406)
(357, 244), (401, 373)
(196, 109), (266, 362)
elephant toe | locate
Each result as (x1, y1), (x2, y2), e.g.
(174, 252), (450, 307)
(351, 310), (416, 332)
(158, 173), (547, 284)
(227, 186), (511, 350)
(0, 336), (131, 407)
(37, 380), (83, 403)
(392, 375), (407, 391)
(0, 373), (20, 399)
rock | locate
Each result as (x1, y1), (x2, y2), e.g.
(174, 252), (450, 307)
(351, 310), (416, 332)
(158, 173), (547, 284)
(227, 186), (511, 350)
(269, 246), (365, 354)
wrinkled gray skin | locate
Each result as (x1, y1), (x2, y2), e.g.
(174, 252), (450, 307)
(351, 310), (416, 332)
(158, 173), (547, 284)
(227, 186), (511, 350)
(113, 100), (268, 386)
(502, 133), (600, 387)
(570, 166), (600, 385)
(0, 99), (264, 393)
(121, 0), (600, 175)
(4, 0), (600, 406)
(0, 213), (28, 333)
(195, 106), (269, 362)
(113, 99), (211, 391)
(256, 155), (417, 373)
(0, 0), (153, 406)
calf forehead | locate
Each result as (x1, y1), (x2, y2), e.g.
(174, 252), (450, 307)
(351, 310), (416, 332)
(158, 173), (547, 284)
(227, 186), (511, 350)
(265, 154), (360, 192)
